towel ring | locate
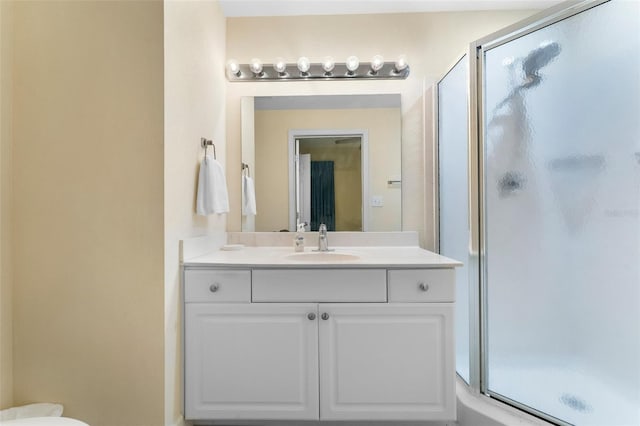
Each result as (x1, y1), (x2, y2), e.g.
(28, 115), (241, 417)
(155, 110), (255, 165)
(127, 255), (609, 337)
(201, 138), (216, 160)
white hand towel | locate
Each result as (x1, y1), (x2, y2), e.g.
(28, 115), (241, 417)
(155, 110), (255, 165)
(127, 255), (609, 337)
(242, 175), (257, 216)
(196, 155), (229, 215)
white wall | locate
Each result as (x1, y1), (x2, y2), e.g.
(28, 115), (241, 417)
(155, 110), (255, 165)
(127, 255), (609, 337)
(163, 1), (227, 424)
(225, 11), (537, 248)
(0, 0), (13, 409)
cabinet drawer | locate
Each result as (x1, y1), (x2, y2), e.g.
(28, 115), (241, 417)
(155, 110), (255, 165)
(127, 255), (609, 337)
(184, 269), (251, 303)
(388, 269), (455, 302)
(252, 269), (387, 302)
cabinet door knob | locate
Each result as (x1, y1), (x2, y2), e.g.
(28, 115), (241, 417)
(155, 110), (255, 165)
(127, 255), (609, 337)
(418, 282), (429, 292)
(321, 313), (330, 320)
(307, 313), (316, 320)
(209, 283), (220, 293)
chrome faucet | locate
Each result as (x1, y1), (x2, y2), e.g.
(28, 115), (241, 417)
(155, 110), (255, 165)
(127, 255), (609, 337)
(317, 223), (331, 252)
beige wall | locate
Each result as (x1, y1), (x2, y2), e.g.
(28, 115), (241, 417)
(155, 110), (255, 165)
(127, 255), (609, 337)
(11, 1), (164, 425)
(226, 10), (536, 248)
(253, 108), (401, 232)
(0, 4), (540, 423)
(0, 0), (13, 410)
(164, 1), (226, 425)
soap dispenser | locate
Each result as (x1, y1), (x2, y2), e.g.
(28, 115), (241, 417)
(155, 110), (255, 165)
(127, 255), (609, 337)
(294, 223), (306, 252)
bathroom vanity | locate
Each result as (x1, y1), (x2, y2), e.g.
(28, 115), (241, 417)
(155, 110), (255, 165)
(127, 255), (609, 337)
(182, 238), (461, 422)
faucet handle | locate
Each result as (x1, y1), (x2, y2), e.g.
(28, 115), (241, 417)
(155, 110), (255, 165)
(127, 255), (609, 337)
(319, 223), (327, 232)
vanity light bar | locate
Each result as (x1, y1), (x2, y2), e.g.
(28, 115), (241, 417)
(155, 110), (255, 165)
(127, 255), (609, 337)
(225, 58), (410, 81)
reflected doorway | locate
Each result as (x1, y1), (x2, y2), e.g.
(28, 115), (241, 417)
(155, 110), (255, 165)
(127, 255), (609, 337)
(289, 130), (368, 231)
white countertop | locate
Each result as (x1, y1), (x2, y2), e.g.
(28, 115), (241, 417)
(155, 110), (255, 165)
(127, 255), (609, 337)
(183, 246), (462, 268)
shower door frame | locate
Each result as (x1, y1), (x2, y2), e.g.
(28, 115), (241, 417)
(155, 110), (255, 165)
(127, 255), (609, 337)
(433, 51), (476, 388)
(471, 0), (612, 424)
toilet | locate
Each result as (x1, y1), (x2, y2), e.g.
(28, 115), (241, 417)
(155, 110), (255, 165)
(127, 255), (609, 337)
(0, 404), (89, 426)
(1, 418), (89, 426)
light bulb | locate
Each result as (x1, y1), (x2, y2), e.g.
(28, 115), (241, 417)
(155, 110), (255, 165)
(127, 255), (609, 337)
(394, 55), (408, 72)
(249, 58), (263, 75)
(273, 57), (287, 74)
(226, 59), (241, 77)
(370, 55), (384, 73)
(346, 55), (359, 73)
(322, 56), (335, 73)
(297, 56), (311, 74)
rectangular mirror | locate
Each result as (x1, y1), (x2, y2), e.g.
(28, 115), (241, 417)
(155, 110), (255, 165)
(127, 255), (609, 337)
(241, 94), (402, 232)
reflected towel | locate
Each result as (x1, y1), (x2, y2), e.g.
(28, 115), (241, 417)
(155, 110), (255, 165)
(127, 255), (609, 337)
(196, 155), (229, 215)
(242, 175), (257, 216)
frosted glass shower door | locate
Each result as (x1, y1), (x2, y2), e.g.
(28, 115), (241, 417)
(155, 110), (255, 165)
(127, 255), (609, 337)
(482, 1), (639, 425)
(437, 55), (470, 383)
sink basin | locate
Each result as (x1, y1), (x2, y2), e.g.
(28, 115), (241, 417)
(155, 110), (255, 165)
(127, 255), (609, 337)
(285, 251), (360, 262)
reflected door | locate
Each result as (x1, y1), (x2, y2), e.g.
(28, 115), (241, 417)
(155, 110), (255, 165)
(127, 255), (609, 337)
(298, 153), (311, 230)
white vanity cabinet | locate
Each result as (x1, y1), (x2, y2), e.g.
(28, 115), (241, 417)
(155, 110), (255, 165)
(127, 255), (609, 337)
(184, 266), (455, 422)
(184, 303), (320, 420)
(319, 303), (454, 420)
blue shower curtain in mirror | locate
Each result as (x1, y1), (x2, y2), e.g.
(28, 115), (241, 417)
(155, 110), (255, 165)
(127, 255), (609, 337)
(310, 161), (335, 231)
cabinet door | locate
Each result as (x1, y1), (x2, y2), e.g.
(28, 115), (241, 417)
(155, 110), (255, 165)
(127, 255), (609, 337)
(185, 303), (319, 420)
(319, 303), (455, 421)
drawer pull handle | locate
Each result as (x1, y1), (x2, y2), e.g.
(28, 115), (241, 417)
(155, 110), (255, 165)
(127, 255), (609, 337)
(321, 313), (330, 320)
(418, 282), (429, 292)
(209, 283), (220, 293)
(307, 313), (316, 321)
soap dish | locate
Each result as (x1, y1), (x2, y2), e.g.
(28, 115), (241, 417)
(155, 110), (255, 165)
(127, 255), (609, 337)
(220, 244), (245, 251)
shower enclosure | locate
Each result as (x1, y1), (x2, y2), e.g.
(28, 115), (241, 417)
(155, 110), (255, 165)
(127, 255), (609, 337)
(436, 53), (472, 385)
(437, 1), (639, 425)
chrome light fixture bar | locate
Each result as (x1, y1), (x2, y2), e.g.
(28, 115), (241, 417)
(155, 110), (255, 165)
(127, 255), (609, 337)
(226, 56), (410, 81)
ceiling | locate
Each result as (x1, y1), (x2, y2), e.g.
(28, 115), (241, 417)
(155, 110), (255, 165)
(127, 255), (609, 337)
(219, 0), (562, 18)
